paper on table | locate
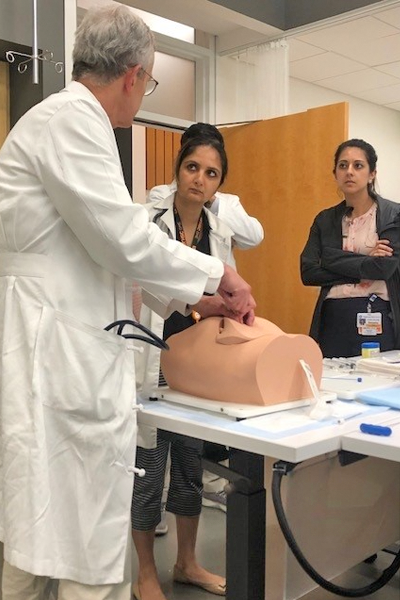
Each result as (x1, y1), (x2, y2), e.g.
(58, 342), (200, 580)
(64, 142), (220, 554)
(242, 407), (319, 434)
(330, 399), (377, 420)
(320, 373), (400, 400)
(243, 400), (375, 435)
(358, 353), (400, 375)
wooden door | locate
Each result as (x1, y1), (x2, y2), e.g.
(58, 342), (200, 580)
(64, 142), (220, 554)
(0, 62), (10, 149)
(220, 102), (348, 334)
(146, 127), (182, 190)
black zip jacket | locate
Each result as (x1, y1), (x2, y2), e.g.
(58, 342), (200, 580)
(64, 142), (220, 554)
(300, 196), (400, 346)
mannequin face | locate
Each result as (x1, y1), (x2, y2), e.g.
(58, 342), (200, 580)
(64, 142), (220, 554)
(176, 145), (222, 205)
(334, 146), (376, 197)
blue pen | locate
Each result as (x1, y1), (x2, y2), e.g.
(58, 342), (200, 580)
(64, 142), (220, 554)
(360, 423), (392, 436)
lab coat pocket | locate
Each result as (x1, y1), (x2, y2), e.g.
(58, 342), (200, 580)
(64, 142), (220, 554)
(33, 306), (136, 423)
(31, 307), (138, 581)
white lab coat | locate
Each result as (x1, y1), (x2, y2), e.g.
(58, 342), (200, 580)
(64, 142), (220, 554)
(136, 194), (235, 448)
(0, 81), (224, 585)
(148, 182), (264, 250)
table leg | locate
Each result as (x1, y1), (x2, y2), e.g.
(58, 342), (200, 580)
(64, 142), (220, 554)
(226, 449), (266, 600)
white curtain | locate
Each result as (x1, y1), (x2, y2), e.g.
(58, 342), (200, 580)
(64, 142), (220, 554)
(216, 39), (289, 124)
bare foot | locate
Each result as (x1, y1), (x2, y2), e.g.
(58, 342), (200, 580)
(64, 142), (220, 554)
(134, 579), (167, 600)
(174, 563), (226, 592)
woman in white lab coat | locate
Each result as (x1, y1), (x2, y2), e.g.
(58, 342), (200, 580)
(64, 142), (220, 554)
(144, 125), (264, 520)
(148, 123), (264, 254)
(132, 136), (241, 600)
(0, 6), (255, 599)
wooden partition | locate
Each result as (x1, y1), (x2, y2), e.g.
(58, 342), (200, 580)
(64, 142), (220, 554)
(146, 127), (182, 190)
(220, 102), (348, 334)
(0, 62), (10, 149)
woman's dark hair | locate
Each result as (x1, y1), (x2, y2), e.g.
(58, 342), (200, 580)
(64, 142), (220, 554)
(175, 136), (228, 185)
(181, 123), (224, 148)
(333, 138), (378, 200)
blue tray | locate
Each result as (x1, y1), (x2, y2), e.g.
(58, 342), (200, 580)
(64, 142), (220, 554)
(358, 388), (400, 410)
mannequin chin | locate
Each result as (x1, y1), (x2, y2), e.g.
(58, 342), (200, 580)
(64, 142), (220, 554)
(160, 316), (322, 406)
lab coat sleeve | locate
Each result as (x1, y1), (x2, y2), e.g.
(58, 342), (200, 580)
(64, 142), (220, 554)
(214, 193), (264, 249)
(147, 182), (176, 202)
(35, 101), (223, 305)
(300, 217), (359, 286)
(141, 290), (189, 320)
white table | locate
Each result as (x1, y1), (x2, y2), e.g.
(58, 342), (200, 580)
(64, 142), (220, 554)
(342, 416), (400, 462)
(138, 396), (400, 600)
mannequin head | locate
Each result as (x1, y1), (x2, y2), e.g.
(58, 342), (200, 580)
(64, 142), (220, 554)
(161, 317), (323, 406)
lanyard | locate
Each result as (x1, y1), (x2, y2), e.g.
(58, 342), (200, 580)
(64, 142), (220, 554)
(174, 205), (203, 249)
(174, 205), (203, 322)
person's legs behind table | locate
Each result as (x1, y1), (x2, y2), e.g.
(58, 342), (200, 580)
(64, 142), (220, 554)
(155, 451), (170, 537)
(202, 442), (229, 513)
(167, 433), (226, 596)
(131, 432), (170, 600)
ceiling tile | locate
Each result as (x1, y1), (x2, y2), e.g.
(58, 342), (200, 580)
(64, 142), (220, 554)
(374, 6), (400, 29)
(288, 39), (325, 62)
(295, 16), (400, 51)
(290, 52), (365, 82)
(375, 61), (400, 78)
(355, 83), (400, 104)
(335, 33), (400, 67)
(385, 101), (400, 111)
(314, 68), (400, 94)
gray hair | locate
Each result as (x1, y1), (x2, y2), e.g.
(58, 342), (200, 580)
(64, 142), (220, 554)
(72, 4), (155, 84)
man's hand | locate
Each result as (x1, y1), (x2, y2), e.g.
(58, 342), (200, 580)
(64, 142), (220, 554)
(192, 294), (255, 325)
(217, 264), (256, 325)
(192, 295), (238, 320)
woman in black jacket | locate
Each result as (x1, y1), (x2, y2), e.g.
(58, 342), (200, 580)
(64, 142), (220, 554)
(301, 138), (400, 358)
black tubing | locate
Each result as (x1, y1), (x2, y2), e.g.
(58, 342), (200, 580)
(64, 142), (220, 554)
(272, 463), (400, 597)
(104, 319), (169, 350)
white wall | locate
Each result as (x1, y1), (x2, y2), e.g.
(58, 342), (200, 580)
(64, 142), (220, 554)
(289, 78), (400, 203)
(216, 63), (400, 202)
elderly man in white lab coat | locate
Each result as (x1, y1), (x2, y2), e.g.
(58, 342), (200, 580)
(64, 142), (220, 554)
(0, 5), (255, 600)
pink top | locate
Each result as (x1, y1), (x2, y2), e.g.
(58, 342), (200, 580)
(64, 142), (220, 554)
(327, 204), (389, 300)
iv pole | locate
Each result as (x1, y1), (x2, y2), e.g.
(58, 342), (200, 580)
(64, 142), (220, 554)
(5, 0), (64, 84)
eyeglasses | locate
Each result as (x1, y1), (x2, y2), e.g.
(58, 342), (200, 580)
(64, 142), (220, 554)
(141, 68), (159, 96)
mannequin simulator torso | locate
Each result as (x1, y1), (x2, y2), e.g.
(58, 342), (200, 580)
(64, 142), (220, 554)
(160, 316), (322, 406)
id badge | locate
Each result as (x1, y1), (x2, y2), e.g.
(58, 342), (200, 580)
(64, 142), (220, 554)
(357, 312), (382, 335)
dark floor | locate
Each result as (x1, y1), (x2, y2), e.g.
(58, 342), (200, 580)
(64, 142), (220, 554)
(131, 506), (400, 600)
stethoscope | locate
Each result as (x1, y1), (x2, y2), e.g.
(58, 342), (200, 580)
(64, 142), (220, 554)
(104, 319), (169, 350)
(104, 319), (168, 478)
